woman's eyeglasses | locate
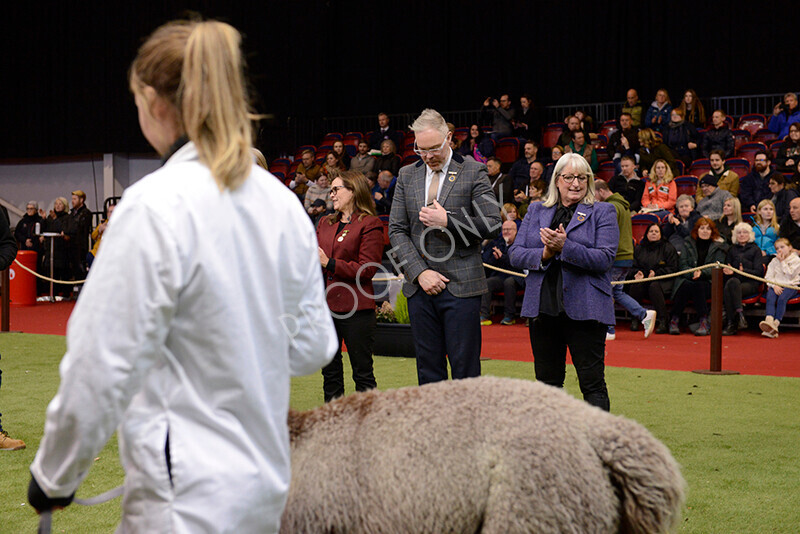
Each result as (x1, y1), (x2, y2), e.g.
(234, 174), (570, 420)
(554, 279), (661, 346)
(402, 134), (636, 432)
(329, 185), (347, 195)
(559, 174), (588, 183)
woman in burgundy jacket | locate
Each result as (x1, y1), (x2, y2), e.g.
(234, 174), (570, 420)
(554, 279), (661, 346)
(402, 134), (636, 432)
(316, 171), (385, 401)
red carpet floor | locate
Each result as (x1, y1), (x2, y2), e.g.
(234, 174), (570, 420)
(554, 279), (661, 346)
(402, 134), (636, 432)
(4, 303), (799, 377)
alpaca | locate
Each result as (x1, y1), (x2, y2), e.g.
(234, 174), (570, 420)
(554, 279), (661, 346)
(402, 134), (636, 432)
(282, 376), (685, 534)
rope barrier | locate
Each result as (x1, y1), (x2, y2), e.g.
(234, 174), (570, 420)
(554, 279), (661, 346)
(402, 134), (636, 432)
(12, 258), (86, 285)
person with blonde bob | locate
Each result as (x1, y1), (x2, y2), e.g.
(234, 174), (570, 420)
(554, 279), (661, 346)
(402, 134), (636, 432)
(28, 19), (337, 532)
(721, 222), (763, 335)
(717, 197), (743, 244)
(641, 158), (677, 212)
(509, 153), (618, 411)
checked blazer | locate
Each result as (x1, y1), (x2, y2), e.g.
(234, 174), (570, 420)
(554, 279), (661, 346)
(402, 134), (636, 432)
(388, 151), (502, 298)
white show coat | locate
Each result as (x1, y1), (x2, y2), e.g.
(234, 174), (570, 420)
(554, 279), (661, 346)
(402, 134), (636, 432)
(30, 142), (338, 533)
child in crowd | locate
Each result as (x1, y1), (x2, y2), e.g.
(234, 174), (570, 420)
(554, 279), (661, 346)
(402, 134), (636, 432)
(759, 238), (800, 338)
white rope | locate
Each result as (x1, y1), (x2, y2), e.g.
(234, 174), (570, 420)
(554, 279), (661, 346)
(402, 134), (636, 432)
(12, 258), (86, 284)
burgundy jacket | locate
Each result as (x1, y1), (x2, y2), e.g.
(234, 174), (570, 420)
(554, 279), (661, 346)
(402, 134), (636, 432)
(316, 211), (384, 313)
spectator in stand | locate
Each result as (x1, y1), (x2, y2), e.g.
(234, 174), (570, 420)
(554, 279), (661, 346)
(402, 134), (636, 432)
(641, 159), (677, 213)
(558, 115), (582, 147)
(376, 139), (401, 177)
(779, 197), (800, 249)
(696, 175), (733, 220)
(767, 92), (800, 139)
(607, 112), (640, 174)
(514, 94), (541, 142)
(663, 194), (701, 255)
(39, 197), (71, 296)
(770, 174), (799, 220)
(368, 112), (403, 151)
(776, 122), (800, 173)
(322, 151), (346, 177)
(543, 145), (564, 184)
(67, 190), (92, 286)
(15, 201), (45, 255)
(565, 130), (598, 173)
(675, 89), (706, 129)
(663, 108), (700, 167)
(510, 140), (539, 192)
(331, 140), (351, 170)
(697, 150), (739, 201)
(753, 199), (780, 256)
(759, 238), (800, 338)
(574, 110), (594, 135)
(721, 222), (763, 335)
(608, 155), (644, 212)
(717, 197), (743, 244)
(740, 150), (780, 213)
(626, 223), (678, 335)
(594, 181), (657, 339)
(373, 170), (395, 216)
(292, 149), (322, 200)
(480, 220), (526, 326)
(702, 110), (734, 158)
(458, 123), (494, 163)
(487, 157), (513, 205)
(481, 94), (515, 140)
(501, 203), (521, 228)
(350, 140), (377, 181)
(86, 203), (116, 268)
(790, 160), (800, 191)
(622, 88), (644, 127)
(638, 128), (677, 176)
(305, 172), (334, 219)
(644, 89), (673, 132)
(668, 217), (727, 336)
(316, 171), (384, 401)
(515, 166), (546, 219)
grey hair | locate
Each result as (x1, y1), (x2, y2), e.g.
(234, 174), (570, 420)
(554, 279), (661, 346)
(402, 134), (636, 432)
(27, 201), (39, 210)
(409, 108), (450, 139)
(676, 194), (695, 209)
(541, 153), (596, 208)
(732, 221), (755, 243)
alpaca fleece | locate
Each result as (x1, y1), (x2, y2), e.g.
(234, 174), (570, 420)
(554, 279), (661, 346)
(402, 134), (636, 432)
(282, 376), (685, 533)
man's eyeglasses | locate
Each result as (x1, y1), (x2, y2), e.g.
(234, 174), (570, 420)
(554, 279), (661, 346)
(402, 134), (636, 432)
(559, 174), (588, 183)
(413, 136), (449, 157)
(329, 185), (347, 195)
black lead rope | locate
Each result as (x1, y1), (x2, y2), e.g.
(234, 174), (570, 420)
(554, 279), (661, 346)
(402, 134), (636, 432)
(37, 486), (124, 534)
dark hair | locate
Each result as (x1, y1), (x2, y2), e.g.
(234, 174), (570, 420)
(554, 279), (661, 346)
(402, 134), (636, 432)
(770, 174), (786, 186)
(487, 156), (502, 166)
(645, 223), (662, 242)
(691, 217), (720, 241)
(620, 155), (636, 164)
(709, 149), (726, 160)
(524, 140), (539, 149)
(756, 149), (772, 162)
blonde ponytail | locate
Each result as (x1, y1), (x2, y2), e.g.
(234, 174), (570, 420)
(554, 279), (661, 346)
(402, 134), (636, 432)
(130, 19), (257, 191)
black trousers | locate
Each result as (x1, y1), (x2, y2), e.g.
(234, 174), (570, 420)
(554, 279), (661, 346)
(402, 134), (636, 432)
(480, 275), (525, 317)
(322, 309), (377, 402)
(627, 280), (669, 321)
(408, 289), (482, 385)
(723, 278), (759, 320)
(530, 314), (610, 411)
(671, 280), (712, 318)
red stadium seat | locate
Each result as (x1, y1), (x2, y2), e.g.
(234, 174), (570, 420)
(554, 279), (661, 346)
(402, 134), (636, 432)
(454, 127), (469, 143)
(494, 137), (520, 164)
(731, 129), (751, 151)
(737, 142), (768, 166)
(737, 114), (767, 137)
(753, 129), (778, 144)
(770, 140), (783, 160)
(599, 120), (617, 139)
(320, 133), (342, 146)
(542, 123), (564, 149)
(687, 159), (711, 179)
(674, 175), (699, 197)
(595, 161), (616, 182)
(294, 145), (316, 160)
(401, 154), (421, 167)
(725, 157), (750, 179)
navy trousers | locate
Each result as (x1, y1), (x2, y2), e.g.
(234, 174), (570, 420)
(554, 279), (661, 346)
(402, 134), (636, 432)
(407, 289), (482, 385)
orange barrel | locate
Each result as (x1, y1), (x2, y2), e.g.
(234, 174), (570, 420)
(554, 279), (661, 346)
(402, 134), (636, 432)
(9, 250), (38, 306)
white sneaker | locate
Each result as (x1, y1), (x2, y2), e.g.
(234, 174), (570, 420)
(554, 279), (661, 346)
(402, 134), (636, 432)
(605, 332), (616, 341)
(642, 310), (657, 339)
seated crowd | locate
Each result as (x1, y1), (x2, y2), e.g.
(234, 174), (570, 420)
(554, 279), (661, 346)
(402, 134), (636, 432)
(270, 90), (800, 334)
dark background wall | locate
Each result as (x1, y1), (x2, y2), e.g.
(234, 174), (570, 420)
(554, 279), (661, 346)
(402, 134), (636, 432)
(3, 0), (797, 159)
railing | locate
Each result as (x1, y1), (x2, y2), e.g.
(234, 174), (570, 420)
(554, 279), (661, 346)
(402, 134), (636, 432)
(287, 92), (794, 151)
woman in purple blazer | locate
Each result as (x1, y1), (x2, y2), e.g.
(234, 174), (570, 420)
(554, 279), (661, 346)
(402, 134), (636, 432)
(509, 153), (619, 411)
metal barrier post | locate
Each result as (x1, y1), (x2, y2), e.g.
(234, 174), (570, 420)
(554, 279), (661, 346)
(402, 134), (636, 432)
(1, 268), (9, 332)
(693, 265), (739, 375)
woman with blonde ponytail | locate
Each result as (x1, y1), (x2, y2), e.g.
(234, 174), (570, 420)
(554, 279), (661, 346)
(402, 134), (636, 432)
(29, 19), (337, 533)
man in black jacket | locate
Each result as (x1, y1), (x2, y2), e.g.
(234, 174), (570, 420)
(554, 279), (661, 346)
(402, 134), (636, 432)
(740, 151), (780, 213)
(701, 110), (735, 158)
(67, 190), (92, 286)
(0, 210), (26, 450)
(779, 197), (800, 249)
(608, 156), (645, 212)
(607, 113), (640, 174)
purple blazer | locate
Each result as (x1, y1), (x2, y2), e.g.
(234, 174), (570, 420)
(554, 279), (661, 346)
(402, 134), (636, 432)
(508, 201), (619, 325)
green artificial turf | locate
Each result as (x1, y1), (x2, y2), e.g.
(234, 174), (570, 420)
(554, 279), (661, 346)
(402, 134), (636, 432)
(1, 332), (799, 533)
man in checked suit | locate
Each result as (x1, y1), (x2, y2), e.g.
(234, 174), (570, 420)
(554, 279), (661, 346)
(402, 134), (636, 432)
(389, 109), (502, 384)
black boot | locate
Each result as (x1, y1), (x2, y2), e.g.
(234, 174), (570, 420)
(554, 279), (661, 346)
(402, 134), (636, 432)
(722, 321), (738, 336)
(630, 317), (641, 331)
(655, 319), (668, 334)
(737, 312), (748, 330)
